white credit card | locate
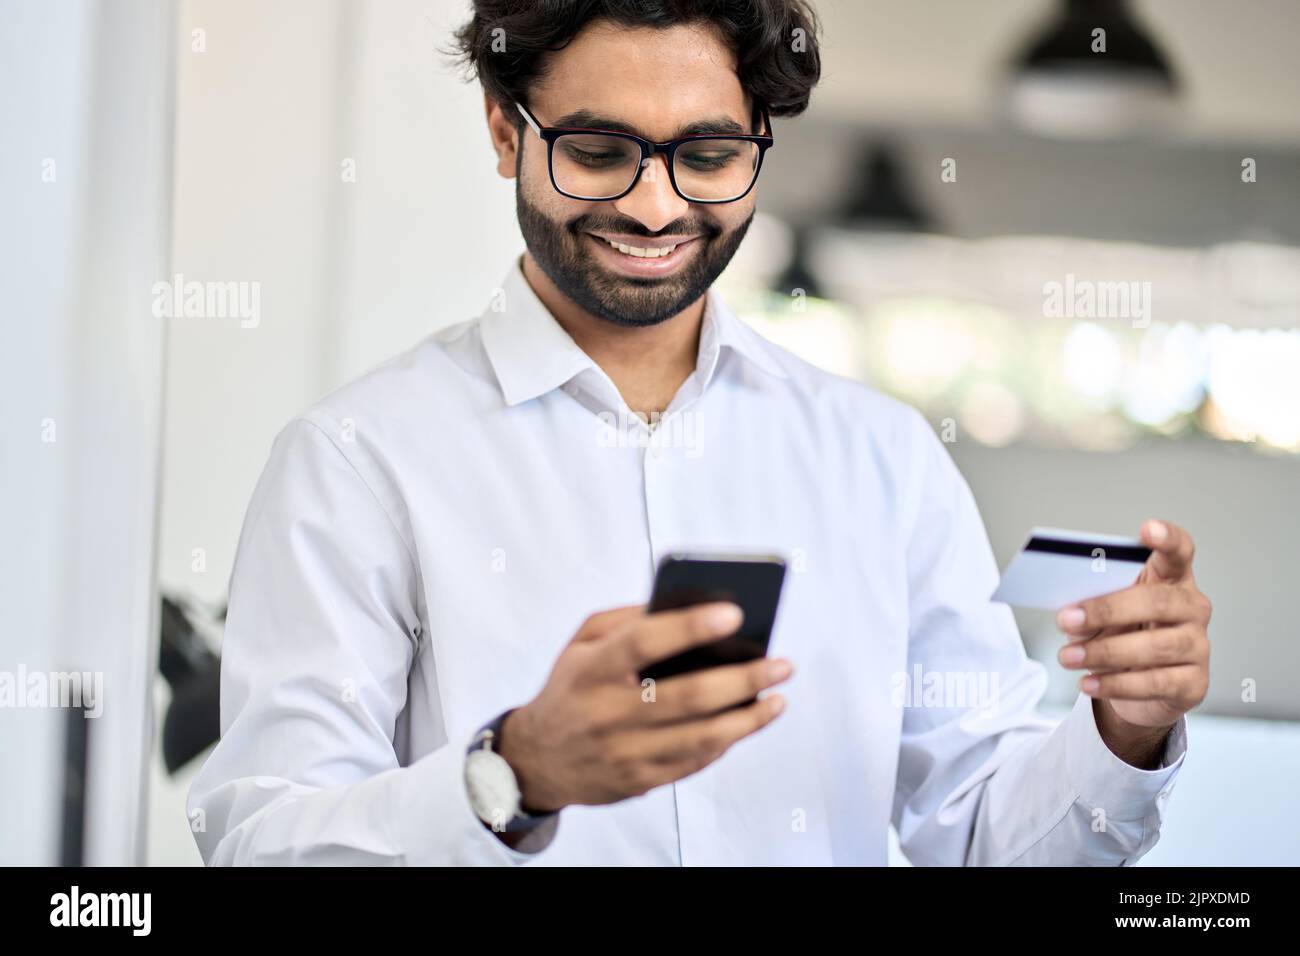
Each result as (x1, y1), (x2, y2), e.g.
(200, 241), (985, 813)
(991, 527), (1151, 610)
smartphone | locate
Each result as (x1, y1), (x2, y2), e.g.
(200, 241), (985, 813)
(638, 554), (787, 687)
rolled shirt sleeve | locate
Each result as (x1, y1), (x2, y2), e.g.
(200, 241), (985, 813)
(891, 410), (1186, 866)
(187, 416), (556, 865)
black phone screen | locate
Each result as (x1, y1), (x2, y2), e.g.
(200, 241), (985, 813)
(638, 555), (786, 684)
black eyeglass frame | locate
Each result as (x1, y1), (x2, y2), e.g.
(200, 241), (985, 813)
(514, 100), (775, 205)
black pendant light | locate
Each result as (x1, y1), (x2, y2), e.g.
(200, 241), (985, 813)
(1008, 0), (1180, 138)
(838, 143), (933, 233)
(771, 224), (825, 301)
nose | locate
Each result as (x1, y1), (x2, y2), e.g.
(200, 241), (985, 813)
(611, 154), (690, 234)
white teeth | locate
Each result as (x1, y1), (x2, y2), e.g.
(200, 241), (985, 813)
(602, 237), (678, 259)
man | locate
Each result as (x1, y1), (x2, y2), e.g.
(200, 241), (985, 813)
(189, 0), (1211, 866)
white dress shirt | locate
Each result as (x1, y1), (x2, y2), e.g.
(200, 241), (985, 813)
(189, 257), (1186, 866)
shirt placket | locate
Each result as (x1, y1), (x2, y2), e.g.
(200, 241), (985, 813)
(568, 353), (721, 865)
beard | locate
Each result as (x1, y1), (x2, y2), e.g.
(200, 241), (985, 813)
(516, 188), (753, 329)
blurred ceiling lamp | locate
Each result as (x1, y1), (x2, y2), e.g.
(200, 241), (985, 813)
(771, 225), (825, 301)
(1061, 321), (1123, 406)
(838, 144), (934, 233)
(1007, 0), (1180, 139)
(960, 380), (1029, 447)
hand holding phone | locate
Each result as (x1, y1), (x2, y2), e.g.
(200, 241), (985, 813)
(495, 555), (790, 814)
(639, 554), (787, 683)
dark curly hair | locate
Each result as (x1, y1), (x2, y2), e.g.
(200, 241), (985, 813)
(450, 0), (821, 120)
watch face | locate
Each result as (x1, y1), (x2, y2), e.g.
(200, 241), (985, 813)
(466, 748), (521, 829)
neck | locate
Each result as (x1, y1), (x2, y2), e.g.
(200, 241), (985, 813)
(521, 252), (704, 420)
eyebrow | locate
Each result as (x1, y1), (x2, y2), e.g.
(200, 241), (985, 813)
(549, 109), (749, 138)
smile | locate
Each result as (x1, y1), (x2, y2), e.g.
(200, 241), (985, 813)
(583, 231), (702, 277)
(598, 237), (679, 259)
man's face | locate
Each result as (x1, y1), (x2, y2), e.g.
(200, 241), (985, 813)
(491, 22), (759, 327)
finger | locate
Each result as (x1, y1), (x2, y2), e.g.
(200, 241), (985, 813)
(571, 604), (645, 643)
(608, 602), (744, 675)
(1142, 519), (1195, 582)
(634, 657), (794, 725)
(624, 694), (786, 779)
(1079, 665), (1204, 703)
(1056, 582), (1191, 639)
(1058, 625), (1207, 673)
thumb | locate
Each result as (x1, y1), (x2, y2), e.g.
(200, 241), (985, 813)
(1140, 519), (1195, 583)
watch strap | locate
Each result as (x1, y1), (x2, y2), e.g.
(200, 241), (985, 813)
(468, 709), (557, 833)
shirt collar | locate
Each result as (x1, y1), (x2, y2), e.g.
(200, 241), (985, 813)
(480, 257), (787, 408)
(696, 278), (789, 384)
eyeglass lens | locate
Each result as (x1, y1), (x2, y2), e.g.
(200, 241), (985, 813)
(551, 133), (760, 201)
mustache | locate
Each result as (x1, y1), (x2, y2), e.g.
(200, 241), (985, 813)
(568, 215), (722, 241)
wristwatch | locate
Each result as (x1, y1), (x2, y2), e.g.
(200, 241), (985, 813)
(464, 709), (555, 834)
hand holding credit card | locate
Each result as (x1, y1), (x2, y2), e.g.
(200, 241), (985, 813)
(992, 527), (1153, 609)
(990, 519), (1212, 754)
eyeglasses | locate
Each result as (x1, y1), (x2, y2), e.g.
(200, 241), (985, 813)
(514, 101), (774, 205)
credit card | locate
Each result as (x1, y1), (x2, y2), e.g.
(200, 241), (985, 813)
(991, 527), (1152, 610)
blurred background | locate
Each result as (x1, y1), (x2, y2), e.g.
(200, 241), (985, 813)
(4, 0), (1298, 866)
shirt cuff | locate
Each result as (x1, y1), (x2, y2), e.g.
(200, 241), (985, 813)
(392, 727), (559, 865)
(1064, 692), (1188, 821)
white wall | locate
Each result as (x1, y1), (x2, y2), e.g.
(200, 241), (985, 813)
(152, 0), (521, 864)
(158, 0), (518, 605)
(1, 0), (174, 865)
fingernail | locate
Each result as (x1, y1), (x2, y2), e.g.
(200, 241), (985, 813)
(708, 603), (743, 630)
(707, 608), (748, 639)
(767, 695), (786, 715)
(767, 658), (792, 681)
(1146, 520), (1167, 542)
(1057, 607), (1086, 631)
(1059, 645), (1085, 666)
(1081, 676), (1100, 694)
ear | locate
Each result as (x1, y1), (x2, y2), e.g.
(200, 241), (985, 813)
(484, 95), (520, 180)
